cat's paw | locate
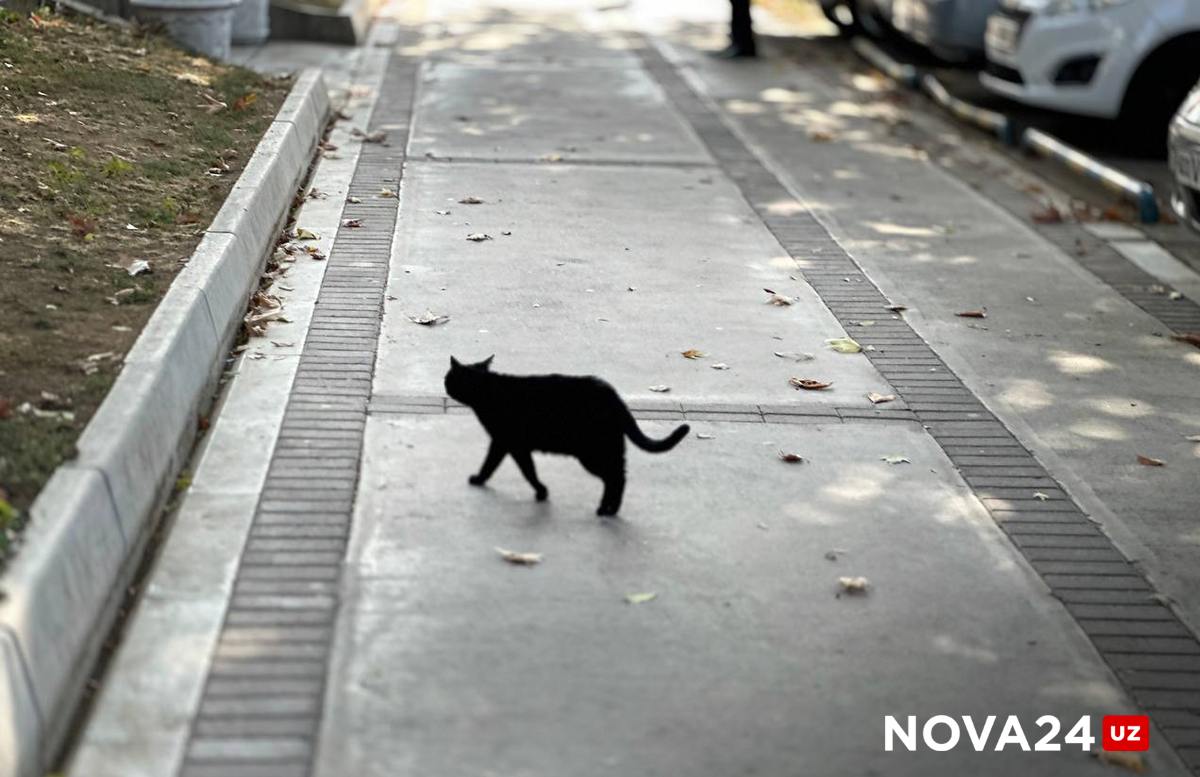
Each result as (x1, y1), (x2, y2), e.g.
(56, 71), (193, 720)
(535, 487), (549, 502)
(468, 474), (486, 486)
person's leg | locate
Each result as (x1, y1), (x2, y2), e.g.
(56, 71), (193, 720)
(712, 0), (756, 58)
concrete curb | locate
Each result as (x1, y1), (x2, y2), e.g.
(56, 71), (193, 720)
(0, 69), (330, 777)
(1022, 127), (1160, 224)
(849, 37), (1160, 223)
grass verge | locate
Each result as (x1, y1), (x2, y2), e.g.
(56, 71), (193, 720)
(0, 8), (290, 564)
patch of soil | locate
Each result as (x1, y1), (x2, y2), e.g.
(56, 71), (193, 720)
(0, 8), (290, 558)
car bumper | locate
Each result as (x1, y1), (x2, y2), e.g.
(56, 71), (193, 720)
(981, 4), (1141, 119)
(1169, 116), (1200, 232)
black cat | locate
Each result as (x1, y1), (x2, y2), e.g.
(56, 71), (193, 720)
(444, 356), (690, 516)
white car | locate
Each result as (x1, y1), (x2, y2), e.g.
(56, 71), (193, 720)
(980, 0), (1200, 143)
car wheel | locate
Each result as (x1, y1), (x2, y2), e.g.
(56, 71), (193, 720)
(1119, 36), (1200, 155)
(821, 1), (861, 35)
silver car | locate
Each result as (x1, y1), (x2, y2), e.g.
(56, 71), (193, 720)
(891, 0), (1002, 60)
(1169, 81), (1200, 232)
(820, 0), (894, 38)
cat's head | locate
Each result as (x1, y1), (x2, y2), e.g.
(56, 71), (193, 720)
(444, 355), (494, 404)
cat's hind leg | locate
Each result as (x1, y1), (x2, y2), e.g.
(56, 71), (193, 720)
(510, 449), (549, 501)
(469, 440), (507, 486)
(583, 449), (626, 517)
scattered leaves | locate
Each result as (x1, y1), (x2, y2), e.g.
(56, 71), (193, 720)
(495, 547), (542, 566)
(294, 227), (319, 241)
(790, 378), (832, 391)
(710, 363), (730, 370)
(826, 338), (861, 354)
(379, 188), (397, 198)
(458, 196), (484, 204)
(1095, 751), (1145, 773)
(774, 351), (814, 362)
(807, 127), (835, 142)
(1033, 492), (1050, 501)
(466, 233), (492, 242)
(837, 576), (870, 595)
(1171, 332), (1200, 349)
(1136, 454), (1165, 467)
(625, 592), (657, 604)
(956, 309), (987, 319)
(778, 451), (805, 463)
(408, 310), (449, 326)
(866, 392), (895, 405)
(341, 218), (363, 228)
(885, 304), (907, 312)
(696, 433), (715, 440)
(881, 455), (910, 465)
(764, 288), (794, 306)
(125, 259), (151, 276)
(681, 349), (705, 360)
(648, 385), (671, 393)
(1030, 204), (1063, 224)
(231, 92), (259, 112)
(351, 128), (388, 143)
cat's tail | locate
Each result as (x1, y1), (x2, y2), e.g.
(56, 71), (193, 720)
(624, 412), (690, 453)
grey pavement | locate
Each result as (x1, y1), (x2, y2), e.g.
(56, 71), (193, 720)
(67, 1), (1200, 776)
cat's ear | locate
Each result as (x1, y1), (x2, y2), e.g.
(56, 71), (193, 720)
(450, 356), (461, 369)
(480, 355), (494, 371)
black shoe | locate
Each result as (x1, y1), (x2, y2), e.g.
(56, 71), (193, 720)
(710, 43), (757, 59)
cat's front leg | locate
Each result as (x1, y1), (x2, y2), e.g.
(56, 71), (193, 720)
(510, 449), (549, 501)
(470, 440), (507, 486)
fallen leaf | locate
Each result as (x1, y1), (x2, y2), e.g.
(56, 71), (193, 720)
(342, 218), (363, 228)
(458, 196), (484, 204)
(231, 92), (258, 111)
(125, 259), (151, 276)
(866, 392), (895, 405)
(541, 152), (564, 162)
(774, 351), (815, 362)
(352, 128), (388, 143)
(808, 127), (835, 142)
(1171, 333), (1200, 349)
(198, 93), (226, 113)
(625, 592), (657, 604)
(710, 363), (730, 370)
(826, 338), (862, 354)
(681, 349), (705, 359)
(956, 309), (987, 319)
(778, 451), (805, 463)
(305, 246), (327, 261)
(306, 188), (327, 200)
(347, 196), (362, 204)
(495, 547), (542, 566)
(885, 304), (907, 312)
(1033, 492), (1050, 501)
(763, 288), (794, 306)
(1186, 435), (1200, 442)
(1030, 204), (1063, 224)
(466, 233), (492, 242)
(1169, 291), (1183, 300)
(790, 378), (832, 391)
(837, 576), (869, 594)
(697, 433), (715, 440)
(408, 311), (450, 326)
(294, 228), (319, 241)
(434, 209), (450, 215)
(648, 385), (671, 393)
(881, 455), (910, 465)
(1136, 454), (1165, 467)
(380, 188), (397, 198)
(1096, 751), (1145, 773)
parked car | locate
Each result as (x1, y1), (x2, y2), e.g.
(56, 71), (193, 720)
(890, 0), (1002, 60)
(981, 0), (1200, 146)
(1168, 80), (1200, 231)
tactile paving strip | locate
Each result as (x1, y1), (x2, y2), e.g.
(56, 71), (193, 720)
(632, 37), (1200, 773)
(176, 54), (418, 777)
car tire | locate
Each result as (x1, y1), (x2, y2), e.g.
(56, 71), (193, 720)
(821, 1), (861, 36)
(1118, 35), (1200, 155)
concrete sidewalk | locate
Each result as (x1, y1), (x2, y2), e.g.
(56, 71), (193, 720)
(67, 2), (1200, 776)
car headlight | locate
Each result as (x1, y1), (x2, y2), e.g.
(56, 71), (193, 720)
(1040, 0), (1132, 14)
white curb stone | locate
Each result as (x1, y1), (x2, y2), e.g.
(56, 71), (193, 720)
(0, 69), (331, 777)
